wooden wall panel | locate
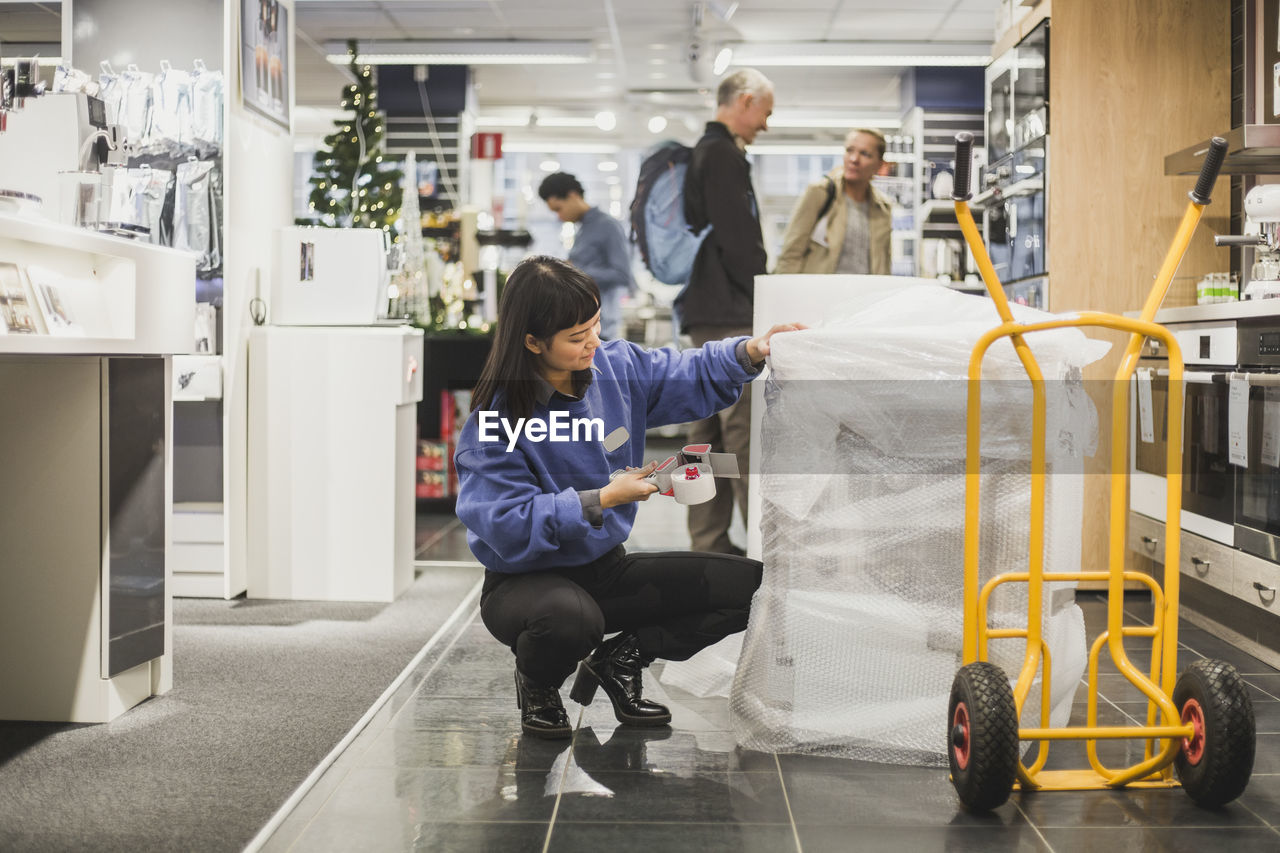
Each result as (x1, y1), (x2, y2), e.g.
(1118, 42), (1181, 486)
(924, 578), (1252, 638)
(1047, 0), (1229, 575)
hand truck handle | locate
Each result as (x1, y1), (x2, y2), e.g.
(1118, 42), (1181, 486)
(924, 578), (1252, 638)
(1189, 136), (1228, 205)
(952, 132), (974, 202)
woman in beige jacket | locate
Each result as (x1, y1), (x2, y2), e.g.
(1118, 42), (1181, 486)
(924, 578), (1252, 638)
(775, 128), (893, 275)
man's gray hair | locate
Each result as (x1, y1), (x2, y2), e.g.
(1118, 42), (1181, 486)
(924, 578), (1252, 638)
(717, 68), (773, 107)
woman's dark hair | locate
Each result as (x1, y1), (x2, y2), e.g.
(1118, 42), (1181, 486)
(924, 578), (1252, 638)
(537, 172), (585, 201)
(471, 256), (600, 420)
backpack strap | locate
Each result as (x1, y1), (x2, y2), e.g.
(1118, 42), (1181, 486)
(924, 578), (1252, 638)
(816, 175), (837, 221)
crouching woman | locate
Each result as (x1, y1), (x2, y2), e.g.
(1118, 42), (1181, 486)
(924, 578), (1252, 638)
(454, 255), (802, 738)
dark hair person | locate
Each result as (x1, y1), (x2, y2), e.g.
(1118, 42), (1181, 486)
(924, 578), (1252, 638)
(454, 255), (803, 738)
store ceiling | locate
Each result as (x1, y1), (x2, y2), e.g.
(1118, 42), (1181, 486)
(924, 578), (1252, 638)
(0, 0), (998, 148)
(292, 0), (998, 147)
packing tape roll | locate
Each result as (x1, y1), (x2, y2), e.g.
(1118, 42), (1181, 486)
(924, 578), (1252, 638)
(671, 464), (715, 505)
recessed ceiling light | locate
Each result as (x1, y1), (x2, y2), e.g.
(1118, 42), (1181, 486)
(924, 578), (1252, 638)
(540, 160), (561, 172)
(648, 116), (668, 133)
(597, 71), (616, 79)
(595, 111), (617, 131)
(713, 47), (733, 76)
(649, 58), (666, 66)
(598, 161), (619, 172)
(649, 43), (669, 50)
(325, 39), (595, 65)
(650, 72), (667, 80)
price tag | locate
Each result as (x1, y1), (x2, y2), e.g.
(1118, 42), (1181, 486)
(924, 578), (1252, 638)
(1229, 374), (1249, 467)
(1136, 368), (1155, 444)
(1262, 389), (1280, 468)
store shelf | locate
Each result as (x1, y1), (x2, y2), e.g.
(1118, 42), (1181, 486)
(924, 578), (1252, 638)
(0, 213), (196, 356)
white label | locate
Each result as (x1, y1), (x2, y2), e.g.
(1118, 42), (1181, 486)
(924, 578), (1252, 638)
(602, 426), (629, 452)
(1263, 390), (1280, 468)
(1229, 374), (1249, 467)
(1274, 62), (1280, 117)
(1137, 368), (1155, 444)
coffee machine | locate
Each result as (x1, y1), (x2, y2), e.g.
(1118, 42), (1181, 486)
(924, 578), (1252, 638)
(0, 90), (127, 222)
(1215, 185), (1280, 299)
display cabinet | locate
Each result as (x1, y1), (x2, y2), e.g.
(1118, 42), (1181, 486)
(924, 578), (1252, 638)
(0, 214), (194, 722)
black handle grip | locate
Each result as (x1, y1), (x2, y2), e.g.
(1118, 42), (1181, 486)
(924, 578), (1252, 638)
(952, 132), (974, 201)
(1189, 136), (1228, 204)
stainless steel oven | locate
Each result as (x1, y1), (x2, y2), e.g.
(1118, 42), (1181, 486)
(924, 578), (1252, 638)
(1131, 322), (1238, 545)
(1234, 318), (1280, 560)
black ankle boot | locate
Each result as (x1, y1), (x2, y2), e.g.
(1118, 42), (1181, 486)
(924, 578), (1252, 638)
(514, 670), (572, 739)
(569, 633), (671, 726)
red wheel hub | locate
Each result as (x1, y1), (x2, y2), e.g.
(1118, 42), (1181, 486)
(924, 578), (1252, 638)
(952, 703), (971, 770)
(1181, 698), (1206, 765)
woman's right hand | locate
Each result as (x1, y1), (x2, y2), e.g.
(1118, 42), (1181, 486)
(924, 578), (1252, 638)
(601, 461), (660, 508)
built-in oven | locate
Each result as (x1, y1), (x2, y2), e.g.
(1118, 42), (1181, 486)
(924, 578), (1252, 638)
(981, 18), (1049, 308)
(1234, 318), (1280, 561)
(1131, 322), (1238, 545)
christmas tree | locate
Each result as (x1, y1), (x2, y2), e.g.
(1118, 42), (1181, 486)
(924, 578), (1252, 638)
(305, 40), (404, 230)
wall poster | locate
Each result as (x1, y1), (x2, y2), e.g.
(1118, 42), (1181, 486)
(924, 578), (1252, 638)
(240, 0), (290, 129)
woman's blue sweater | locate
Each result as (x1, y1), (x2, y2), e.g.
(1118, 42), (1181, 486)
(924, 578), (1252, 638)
(454, 336), (756, 573)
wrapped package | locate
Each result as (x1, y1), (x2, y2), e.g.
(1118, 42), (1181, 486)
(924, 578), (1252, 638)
(730, 285), (1109, 767)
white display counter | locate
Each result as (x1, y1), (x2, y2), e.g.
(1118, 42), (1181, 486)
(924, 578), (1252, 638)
(246, 325), (425, 603)
(0, 214), (195, 722)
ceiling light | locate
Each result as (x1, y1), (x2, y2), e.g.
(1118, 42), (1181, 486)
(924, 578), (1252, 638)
(706, 0), (739, 21)
(502, 142), (621, 154)
(598, 161), (619, 172)
(648, 116), (668, 134)
(536, 116), (600, 128)
(595, 111), (617, 131)
(730, 41), (991, 68)
(713, 47), (733, 76)
(325, 40), (594, 65)
(746, 144), (845, 156)
(768, 114), (903, 129)
(540, 160), (561, 172)
(475, 113), (532, 128)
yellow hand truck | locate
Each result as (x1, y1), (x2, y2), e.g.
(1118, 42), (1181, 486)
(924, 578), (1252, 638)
(946, 132), (1256, 811)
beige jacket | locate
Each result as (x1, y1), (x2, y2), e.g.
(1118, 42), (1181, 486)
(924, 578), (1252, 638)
(775, 168), (893, 275)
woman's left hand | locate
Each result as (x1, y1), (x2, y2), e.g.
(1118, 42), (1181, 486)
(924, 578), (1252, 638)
(746, 323), (808, 363)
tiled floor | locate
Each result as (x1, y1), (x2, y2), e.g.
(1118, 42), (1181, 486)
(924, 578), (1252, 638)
(261, 446), (1280, 852)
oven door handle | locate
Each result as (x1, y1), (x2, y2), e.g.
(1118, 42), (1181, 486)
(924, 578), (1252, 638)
(1153, 369), (1222, 384)
(1238, 371), (1280, 387)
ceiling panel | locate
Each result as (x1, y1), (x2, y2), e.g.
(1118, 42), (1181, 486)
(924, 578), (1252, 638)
(291, 0), (1001, 149)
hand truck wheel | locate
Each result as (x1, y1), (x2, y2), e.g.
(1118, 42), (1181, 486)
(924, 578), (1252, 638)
(948, 661), (1020, 811)
(1172, 658), (1256, 808)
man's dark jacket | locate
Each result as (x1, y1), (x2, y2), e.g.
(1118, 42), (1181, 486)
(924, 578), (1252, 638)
(678, 121), (767, 331)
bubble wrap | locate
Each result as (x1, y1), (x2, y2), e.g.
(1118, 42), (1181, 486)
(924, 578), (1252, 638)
(730, 286), (1109, 767)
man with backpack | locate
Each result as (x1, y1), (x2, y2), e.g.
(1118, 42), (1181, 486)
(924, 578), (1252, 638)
(679, 67), (774, 555)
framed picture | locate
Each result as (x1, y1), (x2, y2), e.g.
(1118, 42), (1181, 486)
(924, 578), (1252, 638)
(240, 0), (290, 129)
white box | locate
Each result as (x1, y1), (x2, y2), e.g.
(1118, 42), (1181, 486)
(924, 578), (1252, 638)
(272, 227), (389, 325)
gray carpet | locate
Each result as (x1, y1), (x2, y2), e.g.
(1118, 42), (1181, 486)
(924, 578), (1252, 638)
(0, 563), (482, 853)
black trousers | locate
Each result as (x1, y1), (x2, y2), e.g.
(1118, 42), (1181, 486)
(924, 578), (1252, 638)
(480, 546), (763, 688)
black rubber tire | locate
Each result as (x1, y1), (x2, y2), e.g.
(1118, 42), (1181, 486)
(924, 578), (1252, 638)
(1173, 658), (1256, 808)
(948, 661), (1020, 812)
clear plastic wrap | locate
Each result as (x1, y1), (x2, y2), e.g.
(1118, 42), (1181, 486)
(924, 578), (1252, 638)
(729, 285), (1109, 766)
